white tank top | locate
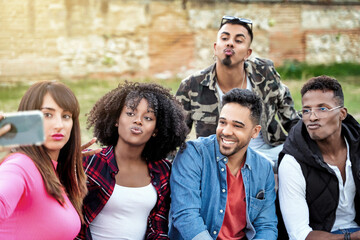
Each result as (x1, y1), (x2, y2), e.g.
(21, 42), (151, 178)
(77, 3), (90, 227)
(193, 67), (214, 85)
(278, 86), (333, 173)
(90, 183), (157, 240)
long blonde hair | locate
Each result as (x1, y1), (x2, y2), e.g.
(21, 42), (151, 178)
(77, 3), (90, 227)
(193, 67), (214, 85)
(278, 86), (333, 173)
(16, 81), (87, 222)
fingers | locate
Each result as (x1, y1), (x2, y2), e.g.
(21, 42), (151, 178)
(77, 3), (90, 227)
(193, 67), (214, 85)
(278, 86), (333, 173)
(0, 124), (11, 137)
(81, 137), (97, 151)
(82, 148), (102, 157)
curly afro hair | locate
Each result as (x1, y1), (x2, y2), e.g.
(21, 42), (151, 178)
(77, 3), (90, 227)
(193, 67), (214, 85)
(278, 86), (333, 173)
(87, 81), (189, 162)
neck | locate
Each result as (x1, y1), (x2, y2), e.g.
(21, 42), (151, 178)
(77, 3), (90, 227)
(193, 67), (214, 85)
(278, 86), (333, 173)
(114, 141), (145, 166)
(316, 131), (346, 160)
(48, 150), (60, 161)
(216, 61), (246, 92)
(227, 148), (247, 176)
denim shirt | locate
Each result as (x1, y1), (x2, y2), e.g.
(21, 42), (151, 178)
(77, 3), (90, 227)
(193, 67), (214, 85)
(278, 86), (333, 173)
(169, 134), (277, 240)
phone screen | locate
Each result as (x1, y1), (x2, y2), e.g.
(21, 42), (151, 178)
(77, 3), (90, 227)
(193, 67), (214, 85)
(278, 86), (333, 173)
(0, 111), (45, 146)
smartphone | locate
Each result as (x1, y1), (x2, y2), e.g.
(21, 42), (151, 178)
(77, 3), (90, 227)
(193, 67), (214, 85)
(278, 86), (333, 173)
(0, 110), (45, 147)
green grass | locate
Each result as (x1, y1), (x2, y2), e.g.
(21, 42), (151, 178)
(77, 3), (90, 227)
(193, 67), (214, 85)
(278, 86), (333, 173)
(1, 70), (359, 145)
(277, 61), (360, 80)
(0, 78), (182, 145)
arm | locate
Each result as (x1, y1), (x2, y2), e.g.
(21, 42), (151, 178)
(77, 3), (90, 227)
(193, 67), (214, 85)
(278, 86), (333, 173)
(0, 154), (29, 222)
(279, 153), (360, 240)
(170, 144), (212, 240)
(175, 79), (193, 132)
(252, 162), (278, 240)
(278, 154), (312, 240)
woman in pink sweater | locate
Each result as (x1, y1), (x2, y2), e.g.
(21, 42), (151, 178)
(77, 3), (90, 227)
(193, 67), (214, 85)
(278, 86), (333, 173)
(0, 81), (87, 239)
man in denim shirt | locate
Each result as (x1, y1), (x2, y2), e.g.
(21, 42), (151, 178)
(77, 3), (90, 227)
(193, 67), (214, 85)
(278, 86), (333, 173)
(169, 89), (277, 240)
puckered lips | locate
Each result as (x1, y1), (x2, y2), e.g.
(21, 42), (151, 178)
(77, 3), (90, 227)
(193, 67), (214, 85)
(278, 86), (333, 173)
(306, 123), (321, 130)
(51, 133), (64, 141)
(130, 126), (143, 134)
(224, 48), (234, 56)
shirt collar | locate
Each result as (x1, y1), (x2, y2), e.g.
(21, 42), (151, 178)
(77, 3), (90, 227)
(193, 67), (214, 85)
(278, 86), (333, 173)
(215, 137), (253, 171)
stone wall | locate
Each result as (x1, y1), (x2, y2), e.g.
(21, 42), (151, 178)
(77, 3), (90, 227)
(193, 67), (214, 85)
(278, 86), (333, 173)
(0, 0), (359, 81)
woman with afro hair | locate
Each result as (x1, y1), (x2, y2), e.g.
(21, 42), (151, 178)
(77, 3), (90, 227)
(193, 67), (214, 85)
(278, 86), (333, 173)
(77, 81), (188, 240)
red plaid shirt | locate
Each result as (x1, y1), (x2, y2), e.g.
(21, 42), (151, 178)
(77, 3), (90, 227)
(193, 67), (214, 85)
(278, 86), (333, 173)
(76, 146), (171, 240)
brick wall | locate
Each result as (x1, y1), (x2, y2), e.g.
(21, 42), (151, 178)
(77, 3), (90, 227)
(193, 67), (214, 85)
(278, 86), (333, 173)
(0, 0), (359, 81)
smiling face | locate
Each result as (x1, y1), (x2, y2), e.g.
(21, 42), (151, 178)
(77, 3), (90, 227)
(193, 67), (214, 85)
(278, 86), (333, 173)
(116, 98), (157, 148)
(214, 23), (252, 68)
(216, 102), (261, 161)
(302, 90), (346, 141)
(41, 93), (73, 161)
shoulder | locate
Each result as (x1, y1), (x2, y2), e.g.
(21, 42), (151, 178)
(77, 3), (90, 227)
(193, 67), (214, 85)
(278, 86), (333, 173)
(83, 146), (114, 170)
(247, 57), (275, 68)
(2, 152), (36, 169)
(149, 159), (171, 173)
(278, 154), (302, 177)
(186, 135), (217, 153)
(173, 135), (217, 168)
(177, 65), (214, 91)
(0, 152), (40, 181)
(246, 57), (280, 81)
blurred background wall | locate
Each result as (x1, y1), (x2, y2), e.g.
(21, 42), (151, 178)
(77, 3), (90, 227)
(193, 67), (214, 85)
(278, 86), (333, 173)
(0, 0), (359, 81)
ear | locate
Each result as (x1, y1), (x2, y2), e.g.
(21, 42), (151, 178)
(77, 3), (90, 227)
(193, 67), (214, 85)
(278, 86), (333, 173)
(251, 124), (261, 139)
(152, 129), (158, 137)
(245, 48), (252, 61)
(340, 107), (348, 121)
(213, 42), (217, 52)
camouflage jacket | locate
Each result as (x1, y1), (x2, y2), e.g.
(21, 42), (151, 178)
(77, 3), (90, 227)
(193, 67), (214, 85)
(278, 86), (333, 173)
(175, 57), (300, 146)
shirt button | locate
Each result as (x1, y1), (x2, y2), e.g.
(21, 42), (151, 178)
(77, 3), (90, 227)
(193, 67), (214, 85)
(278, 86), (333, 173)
(213, 231), (217, 235)
(153, 182), (157, 185)
(223, 158), (227, 162)
(221, 168), (225, 172)
(222, 189), (226, 193)
(220, 209), (224, 213)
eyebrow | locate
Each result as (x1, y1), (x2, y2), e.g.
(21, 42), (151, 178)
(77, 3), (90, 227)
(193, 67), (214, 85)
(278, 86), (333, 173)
(40, 107), (55, 111)
(220, 31), (246, 39)
(219, 117), (245, 127)
(233, 120), (245, 126)
(41, 107), (71, 113)
(302, 103), (328, 108)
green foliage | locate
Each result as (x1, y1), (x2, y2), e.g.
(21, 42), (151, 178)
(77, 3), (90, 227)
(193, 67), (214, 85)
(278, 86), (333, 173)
(277, 61), (360, 81)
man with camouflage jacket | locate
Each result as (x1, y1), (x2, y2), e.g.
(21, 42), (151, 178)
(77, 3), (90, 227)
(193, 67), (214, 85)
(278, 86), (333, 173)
(176, 16), (299, 169)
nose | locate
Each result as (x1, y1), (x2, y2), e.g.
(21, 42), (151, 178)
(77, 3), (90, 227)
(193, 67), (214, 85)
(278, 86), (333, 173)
(226, 39), (234, 47)
(53, 115), (64, 129)
(309, 110), (319, 121)
(133, 116), (142, 126)
(222, 124), (233, 136)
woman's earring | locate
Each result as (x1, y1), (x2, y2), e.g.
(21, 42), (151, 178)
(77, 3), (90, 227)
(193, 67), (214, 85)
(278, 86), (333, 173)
(152, 133), (156, 137)
(115, 123), (118, 127)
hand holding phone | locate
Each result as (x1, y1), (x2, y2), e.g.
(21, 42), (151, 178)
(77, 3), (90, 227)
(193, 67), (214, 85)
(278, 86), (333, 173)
(0, 111), (45, 147)
(0, 115), (11, 137)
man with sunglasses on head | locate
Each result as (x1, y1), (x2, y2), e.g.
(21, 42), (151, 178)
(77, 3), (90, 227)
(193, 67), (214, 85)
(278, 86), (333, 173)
(176, 15), (299, 172)
(278, 75), (360, 240)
